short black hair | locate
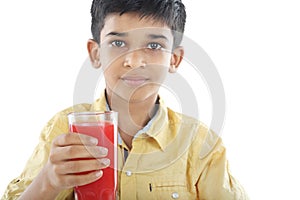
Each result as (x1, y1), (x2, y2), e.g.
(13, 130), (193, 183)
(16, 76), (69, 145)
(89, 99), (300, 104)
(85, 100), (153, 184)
(91, 0), (186, 47)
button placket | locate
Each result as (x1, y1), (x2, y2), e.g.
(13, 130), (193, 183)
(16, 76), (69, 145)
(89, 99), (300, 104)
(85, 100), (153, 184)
(125, 170), (132, 177)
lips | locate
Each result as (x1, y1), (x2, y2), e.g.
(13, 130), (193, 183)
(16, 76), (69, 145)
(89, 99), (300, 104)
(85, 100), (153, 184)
(121, 76), (148, 87)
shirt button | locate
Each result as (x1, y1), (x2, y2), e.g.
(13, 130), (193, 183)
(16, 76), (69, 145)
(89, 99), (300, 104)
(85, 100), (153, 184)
(171, 192), (179, 199)
(125, 171), (132, 176)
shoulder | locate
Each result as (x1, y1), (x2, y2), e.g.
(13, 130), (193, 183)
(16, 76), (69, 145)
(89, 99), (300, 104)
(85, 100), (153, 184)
(166, 107), (223, 159)
(47, 103), (92, 128)
(40, 103), (92, 142)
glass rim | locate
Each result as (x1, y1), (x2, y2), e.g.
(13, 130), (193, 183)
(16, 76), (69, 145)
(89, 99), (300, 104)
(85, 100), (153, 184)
(67, 111), (117, 117)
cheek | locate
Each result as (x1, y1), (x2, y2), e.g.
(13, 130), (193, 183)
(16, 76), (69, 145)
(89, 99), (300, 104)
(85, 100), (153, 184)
(102, 63), (121, 90)
(101, 52), (125, 78)
(103, 65), (120, 85)
(148, 65), (168, 83)
(147, 50), (172, 64)
(100, 47), (126, 68)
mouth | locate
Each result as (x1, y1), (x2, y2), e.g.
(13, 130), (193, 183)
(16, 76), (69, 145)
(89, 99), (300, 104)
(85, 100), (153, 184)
(121, 76), (149, 87)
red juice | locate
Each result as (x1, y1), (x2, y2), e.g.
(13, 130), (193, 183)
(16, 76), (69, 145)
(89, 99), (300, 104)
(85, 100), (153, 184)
(70, 122), (117, 200)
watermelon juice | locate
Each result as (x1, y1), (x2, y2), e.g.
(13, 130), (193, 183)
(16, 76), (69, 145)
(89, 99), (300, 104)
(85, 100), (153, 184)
(69, 121), (117, 200)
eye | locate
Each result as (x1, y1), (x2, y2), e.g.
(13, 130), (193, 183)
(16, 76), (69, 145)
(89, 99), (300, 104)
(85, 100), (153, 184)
(111, 40), (125, 47)
(147, 42), (162, 50)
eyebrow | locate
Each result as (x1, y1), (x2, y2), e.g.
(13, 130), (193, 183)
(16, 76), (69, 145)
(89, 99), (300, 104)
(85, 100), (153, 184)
(105, 32), (169, 42)
(148, 34), (169, 42)
(105, 32), (128, 37)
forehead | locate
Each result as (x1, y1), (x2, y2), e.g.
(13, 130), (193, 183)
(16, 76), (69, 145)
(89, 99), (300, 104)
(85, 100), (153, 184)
(100, 12), (173, 40)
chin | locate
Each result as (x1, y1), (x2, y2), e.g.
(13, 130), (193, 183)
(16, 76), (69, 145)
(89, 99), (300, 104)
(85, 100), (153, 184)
(111, 84), (159, 103)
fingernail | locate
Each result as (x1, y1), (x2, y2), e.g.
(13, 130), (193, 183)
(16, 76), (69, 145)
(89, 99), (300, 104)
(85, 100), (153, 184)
(95, 170), (102, 177)
(102, 158), (110, 166)
(99, 147), (108, 155)
(90, 138), (98, 145)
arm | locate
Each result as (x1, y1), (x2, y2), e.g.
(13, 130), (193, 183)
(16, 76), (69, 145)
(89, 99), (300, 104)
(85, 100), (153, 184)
(18, 133), (108, 200)
(196, 141), (249, 200)
(2, 113), (63, 200)
(2, 105), (109, 200)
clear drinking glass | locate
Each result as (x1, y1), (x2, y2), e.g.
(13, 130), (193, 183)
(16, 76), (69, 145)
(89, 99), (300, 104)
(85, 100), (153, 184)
(67, 111), (118, 200)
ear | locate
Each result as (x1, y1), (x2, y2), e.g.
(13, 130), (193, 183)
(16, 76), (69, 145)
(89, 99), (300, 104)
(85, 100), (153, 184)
(169, 46), (184, 73)
(87, 39), (101, 68)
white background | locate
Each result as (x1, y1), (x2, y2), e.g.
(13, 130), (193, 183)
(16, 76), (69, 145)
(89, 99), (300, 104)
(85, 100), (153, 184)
(0, 0), (299, 199)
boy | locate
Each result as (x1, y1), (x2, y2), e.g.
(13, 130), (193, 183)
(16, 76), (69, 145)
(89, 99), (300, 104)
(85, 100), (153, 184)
(2, 0), (248, 199)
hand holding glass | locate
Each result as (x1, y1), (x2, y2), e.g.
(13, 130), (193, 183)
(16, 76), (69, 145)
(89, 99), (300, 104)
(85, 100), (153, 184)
(68, 111), (118, 200)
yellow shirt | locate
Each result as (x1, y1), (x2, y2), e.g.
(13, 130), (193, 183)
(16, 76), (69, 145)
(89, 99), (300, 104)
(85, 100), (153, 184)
(2, 95), (249, 200)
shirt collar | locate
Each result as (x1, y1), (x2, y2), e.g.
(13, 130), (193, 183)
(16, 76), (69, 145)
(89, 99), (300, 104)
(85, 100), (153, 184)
(90, 90), (176, 151)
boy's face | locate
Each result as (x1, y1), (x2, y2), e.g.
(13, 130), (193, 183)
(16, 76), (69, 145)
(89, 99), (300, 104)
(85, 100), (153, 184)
(89, 13), (183, 102)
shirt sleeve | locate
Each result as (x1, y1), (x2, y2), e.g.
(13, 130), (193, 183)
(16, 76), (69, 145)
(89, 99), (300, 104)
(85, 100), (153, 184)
(196, 137), (250, 200)
(1, 106), (83, 200)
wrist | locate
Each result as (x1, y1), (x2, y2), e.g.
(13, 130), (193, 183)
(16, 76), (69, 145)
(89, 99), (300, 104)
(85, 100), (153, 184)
(39, 164), (61, 198)
(19, 164), (60, 200)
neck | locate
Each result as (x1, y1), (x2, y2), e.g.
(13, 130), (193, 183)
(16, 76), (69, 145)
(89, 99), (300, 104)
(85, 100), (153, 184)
(106, 90), (158, 149)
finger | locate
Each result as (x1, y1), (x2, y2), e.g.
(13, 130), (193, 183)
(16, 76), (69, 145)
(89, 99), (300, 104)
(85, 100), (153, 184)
(50, 145), (108, 162)
(58, 158), (110, 174)
(60, 170), (103, 188)
(53, 133), (98, 147)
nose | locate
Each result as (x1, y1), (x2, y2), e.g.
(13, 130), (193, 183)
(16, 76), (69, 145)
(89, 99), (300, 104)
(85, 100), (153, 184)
(123, 49), (146, 68)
